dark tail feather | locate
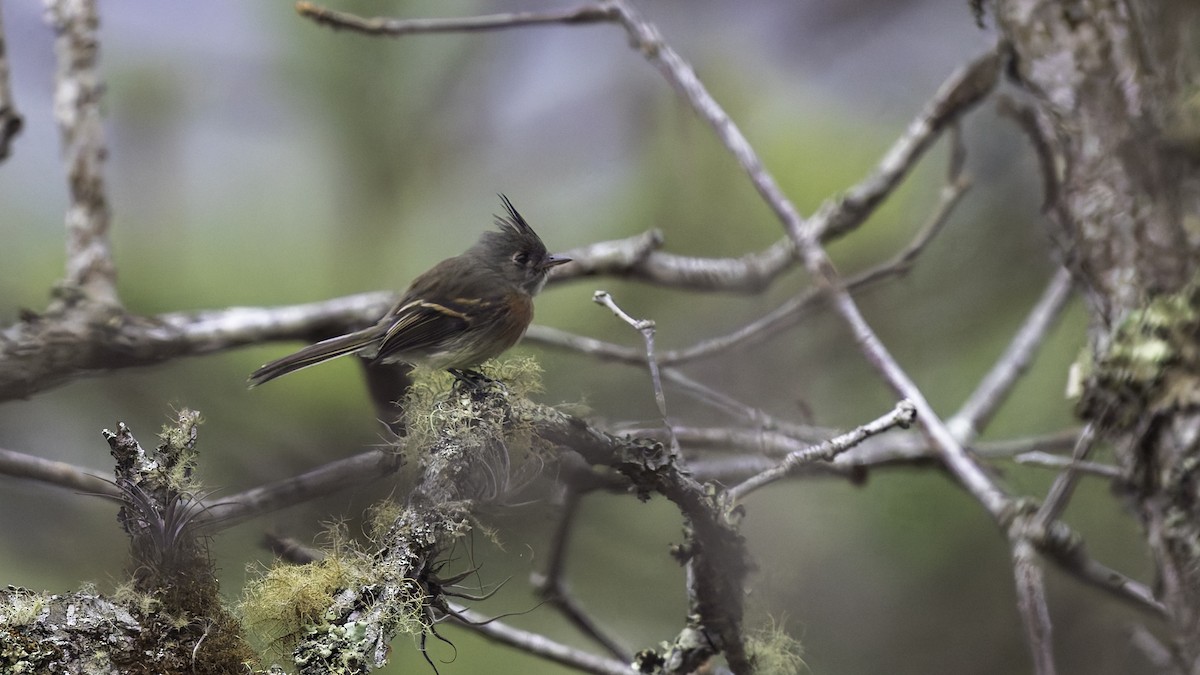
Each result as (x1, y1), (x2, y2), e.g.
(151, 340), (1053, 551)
(248, 329), (378, 387)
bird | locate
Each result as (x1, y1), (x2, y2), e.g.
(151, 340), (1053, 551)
(248, 195), (571, 387)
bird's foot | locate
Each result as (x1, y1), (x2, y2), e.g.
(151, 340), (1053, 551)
(448, 368), (504, 393)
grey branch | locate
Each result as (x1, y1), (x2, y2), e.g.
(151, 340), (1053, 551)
(531, 486), (634, 662)
(592, 291), (672, 446)
(1032, 423), (1099, 530)
(448, 602), (633, 675)
(1011, 539), (1057, 675)
(44, 0), (117, 305)
(0, 229), (809, 404)
(727, 401), (917, 501)
(554, 231), (800, 294)
(1014, 450), (1120, 480)
(0, 0), (23, 161)
(203, 448), (402, 527)
(526, 165), (968, 369)
(296, 1), (617, 36)
(0, 446), (116, 497)
(950, 267), (1076, 440)
(0, 292), (394, 402)
(607, 0), (1015, 522)
(807, 48), (1004, 241)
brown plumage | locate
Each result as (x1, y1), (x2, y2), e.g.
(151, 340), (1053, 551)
(248, 195), (570, 387)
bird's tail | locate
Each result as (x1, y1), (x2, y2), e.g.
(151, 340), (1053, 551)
(248, 329), (379, 387)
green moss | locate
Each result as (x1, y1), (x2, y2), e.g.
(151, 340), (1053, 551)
(746, 619), (806, 675)
(1074, 275), (1200, 426)
(241, 548), (430, 658)
(1, 592), (47, 627)
(400, 358), (553, 502)
(241, 555), (363, 653)
(157, 408), (204, 492)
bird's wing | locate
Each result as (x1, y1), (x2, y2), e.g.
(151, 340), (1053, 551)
(374, 299), (473, 360)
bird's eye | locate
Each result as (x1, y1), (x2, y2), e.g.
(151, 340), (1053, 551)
(512, 252), (530, 266)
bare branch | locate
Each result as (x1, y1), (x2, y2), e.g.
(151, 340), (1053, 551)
(1011, 540), (1057, 675)
(975, 430), (1081, 458)
(808, 47), (1004, 240)
(681, 430), (1080, 483)
(1032, 423), (1099, 528)
(262, 532), (323, 565)
(447, 602), (633, 675)
(658, 166), (971, 367)
(203, 448), (401, 527)
(44, 0), (117, 304)
(644, 426), (823, 459)
(951, 267), (1075, 440)
(156, 291), (393, 353)
(525, 324), (643, 363)
(0, 292), (393, 402)
(1014, 451), (1120, 480)
(1022, 517), (1165, 619)
(728, 401), (916, 501)
(593, 291), (673, 450)
(296, 1), (616, 36)
(595, 0), (1013, 522)
(531, 490), (633, 662)
(0, 446), (117, 497)
(555, 233), (799, 294)
(0, 1), (23, 161)
(1128, 625), (1181, 674)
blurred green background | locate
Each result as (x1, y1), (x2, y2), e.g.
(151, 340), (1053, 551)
(0, 1), (1156, 673)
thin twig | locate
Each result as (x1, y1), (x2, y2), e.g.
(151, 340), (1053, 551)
(1128, 625), (1181, 674)
(659, 368), (771, 423)
(1032, 423), (1099, 528)
(950, 267), (1075, 440)
(528, 170), (968, 369)
(728, 401), (916, 501)
(446, 601), (633, 675)
(623, 426), (817, 458)
(975, 429), (1081, 458)
(296, 1), (616, 36)
(807, 51), (1002, 241)
(660, 163), (971, 367)
(201, 448), (401, 527)
(531, 490), (633, 662)
(1024, 518), (1165, 619)
(593, 290), (676, 453)
(603, 0), (1013, 527)
(44, 0), (117, 304)
(0, 446), (117, 497)
(1014, 450), (1120, 479)
(1011, 539), (1057, 675)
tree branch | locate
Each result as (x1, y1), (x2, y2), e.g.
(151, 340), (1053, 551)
(950, 267), (1075, 440)
(296, 1), (616, 36)
(44, 0), (117, 305)
(448, 602), (633, 675)
(0, 446), (116, 497)
(727, 401), (916, 501)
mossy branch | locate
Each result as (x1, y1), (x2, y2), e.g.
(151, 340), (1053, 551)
(247, 363), (750, 674)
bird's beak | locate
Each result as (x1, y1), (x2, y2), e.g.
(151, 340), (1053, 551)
(542, 254), (572, 269)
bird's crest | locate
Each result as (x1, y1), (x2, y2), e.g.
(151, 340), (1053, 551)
(494, 194), (537, 238)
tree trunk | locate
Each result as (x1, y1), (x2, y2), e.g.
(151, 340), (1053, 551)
(996, 1), (1200, 669)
